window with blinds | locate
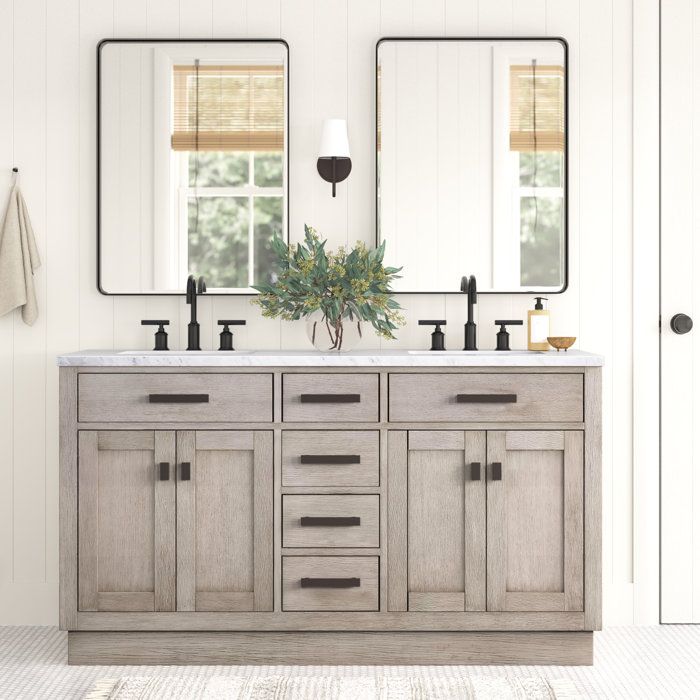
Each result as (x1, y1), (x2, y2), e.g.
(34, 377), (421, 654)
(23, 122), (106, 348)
(509, 64), (565, 152)
(172, 63), (285, 152)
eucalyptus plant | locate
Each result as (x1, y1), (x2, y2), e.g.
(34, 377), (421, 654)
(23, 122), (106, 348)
(252, 225), (404, 350)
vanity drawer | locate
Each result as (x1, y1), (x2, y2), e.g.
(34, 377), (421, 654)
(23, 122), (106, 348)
(282, 431), (379, 486)
(282, 374), (379, 422)
(283, 495), (379, 548)
(282, 556), (379, 611)
(389, 373), (583, 423)
(78, 373), (273, 422)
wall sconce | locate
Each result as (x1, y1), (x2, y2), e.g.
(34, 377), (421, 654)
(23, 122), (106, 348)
(317, 119), (351, 197)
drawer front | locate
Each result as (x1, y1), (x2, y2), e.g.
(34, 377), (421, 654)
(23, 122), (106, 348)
(389, 373), (583, 423)
(283, 374), (379, 423)
(78, 373), (273, 422)
(282, 556), (378, 611)
(283, 495), (379, 548)
(282, 431), (379, 486)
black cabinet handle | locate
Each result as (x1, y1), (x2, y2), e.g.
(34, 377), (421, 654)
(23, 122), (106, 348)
(149, 394), (209, 404)
(456, 394), (517, 403)
(180, 462), (191, 481)
(301, 577), (361, 588)
(671, 313), (693, 334)
(491, 462), (502, 481)
(300, 394), (361, 403)
(158, 462), (170, 481)
(469, 462), (481, 481)
(300, 516), (361, 527)
(300, 454), (361, 465)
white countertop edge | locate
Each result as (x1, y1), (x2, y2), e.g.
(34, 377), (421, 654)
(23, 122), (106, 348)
(56, 349), (604, 367)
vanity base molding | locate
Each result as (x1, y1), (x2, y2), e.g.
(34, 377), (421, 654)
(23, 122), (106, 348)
(67, 631), (593, 666)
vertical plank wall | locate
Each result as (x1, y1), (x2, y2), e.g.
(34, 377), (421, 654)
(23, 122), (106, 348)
(0, 0), (634, 624)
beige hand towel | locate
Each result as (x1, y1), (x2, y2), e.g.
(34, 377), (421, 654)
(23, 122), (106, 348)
(0, 184), (41, 325)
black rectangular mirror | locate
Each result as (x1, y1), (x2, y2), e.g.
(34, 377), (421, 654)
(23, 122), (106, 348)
(377, 37), (568, 294)
(98, 39), (289, 295)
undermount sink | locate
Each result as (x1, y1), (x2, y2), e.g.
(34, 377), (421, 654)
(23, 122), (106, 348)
(118, 350), (254, 355)
(407, 349), (543, 355)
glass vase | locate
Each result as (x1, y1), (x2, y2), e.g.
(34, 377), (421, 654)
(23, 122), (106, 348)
(306, 314), (365, 352)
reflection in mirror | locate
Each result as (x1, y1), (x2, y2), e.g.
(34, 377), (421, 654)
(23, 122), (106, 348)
(377, 39), (566, 293)
(99, 40), (288, 294)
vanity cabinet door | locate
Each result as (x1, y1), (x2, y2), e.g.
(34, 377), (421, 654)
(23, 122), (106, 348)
(77, 431), (176, 612)
(176, 431), (273, 612)
(387, 430), (486, 612)
(486, 431), (584, 612)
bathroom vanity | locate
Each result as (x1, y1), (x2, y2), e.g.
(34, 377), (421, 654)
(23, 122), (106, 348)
(57, 350), (602, 665)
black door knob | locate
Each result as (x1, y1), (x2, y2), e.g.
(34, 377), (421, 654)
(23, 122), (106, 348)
(671, 313), (693, 334)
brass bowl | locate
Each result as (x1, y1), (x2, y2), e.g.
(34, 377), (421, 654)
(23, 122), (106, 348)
(547, 336), (576, 352)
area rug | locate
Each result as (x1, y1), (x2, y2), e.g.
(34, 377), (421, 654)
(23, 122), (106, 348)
(85, 675), (583, 699)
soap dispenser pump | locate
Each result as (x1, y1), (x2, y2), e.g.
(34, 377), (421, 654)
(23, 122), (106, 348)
(528, 297), (550, 351)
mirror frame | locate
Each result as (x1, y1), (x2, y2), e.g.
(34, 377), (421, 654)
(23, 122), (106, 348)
(96, 38), (290, 296)
(375, 36), (569, 295)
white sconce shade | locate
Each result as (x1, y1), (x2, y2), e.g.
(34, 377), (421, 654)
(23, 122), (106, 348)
(318, 119), (351, 158)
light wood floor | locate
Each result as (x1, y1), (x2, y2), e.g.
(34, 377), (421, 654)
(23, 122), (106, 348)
(1, 626), (699, 699)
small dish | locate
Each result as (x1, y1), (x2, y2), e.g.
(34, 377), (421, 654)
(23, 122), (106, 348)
(547, 336), (576, 352)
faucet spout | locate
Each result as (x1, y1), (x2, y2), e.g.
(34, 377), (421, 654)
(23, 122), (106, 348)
(460, 275), (478, 350)
(186, 274), (206, 350)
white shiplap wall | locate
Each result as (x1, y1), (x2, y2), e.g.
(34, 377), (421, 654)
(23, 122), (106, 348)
(0, 0), (638, 624)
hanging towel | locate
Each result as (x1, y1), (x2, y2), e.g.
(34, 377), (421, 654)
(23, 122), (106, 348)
(0, 184), (41, 325)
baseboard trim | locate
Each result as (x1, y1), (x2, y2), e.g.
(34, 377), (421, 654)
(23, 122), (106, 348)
(68, 631), (593, 666)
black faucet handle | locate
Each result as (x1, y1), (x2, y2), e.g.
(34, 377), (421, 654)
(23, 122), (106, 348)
(141, 319), (170, 326)
(418, 319), (446, 326)
(494, 319), (523, 327)
(218, 319), (246, 326)
(141, 320), (169, 351)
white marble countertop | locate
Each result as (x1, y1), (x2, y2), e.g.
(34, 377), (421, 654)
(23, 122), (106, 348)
(56, 349), (604, 367)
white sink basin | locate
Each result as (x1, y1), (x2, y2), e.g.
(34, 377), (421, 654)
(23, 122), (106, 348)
(407, 350), (542, 355)
(118, 350), (253, 355)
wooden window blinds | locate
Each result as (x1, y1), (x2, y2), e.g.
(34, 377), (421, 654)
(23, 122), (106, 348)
(171, 63), (284, 152)
(509, 64), (565, 152)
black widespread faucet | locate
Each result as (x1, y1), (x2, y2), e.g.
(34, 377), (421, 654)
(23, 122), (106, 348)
(186, 274), (207, 351)
(460, 274), (478, 350)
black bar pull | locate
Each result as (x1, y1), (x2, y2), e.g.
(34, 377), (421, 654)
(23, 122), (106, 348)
(455, 394), (517, 404)
(301, 577), (361, 588)
(492, 462), (502, 481)
(469, 462), (481, 481)
(149, 394), (210, 404)
(180, 462), (191, 481)
(158, 462), (170, 481)
(300, 516), (361, 527)
(300, 454), (361, 465)
(300, 394), (361, 403)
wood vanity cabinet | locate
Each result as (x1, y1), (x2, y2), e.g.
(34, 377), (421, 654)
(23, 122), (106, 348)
(59, 363), (601, 665)
(388, 429), (583, 615)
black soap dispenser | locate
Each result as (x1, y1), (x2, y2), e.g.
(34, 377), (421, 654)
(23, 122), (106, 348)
(418, 320), (447, 351)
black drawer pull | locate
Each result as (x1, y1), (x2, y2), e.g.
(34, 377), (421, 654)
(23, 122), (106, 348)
(300, 393), (361, 403)
(455, 394), (517, 404)
(300, 516), (361, 527)
(180, 462), (191, 481)
(301, 577), (361, 588)
(158, 462), (170, 481)
(469, 462), (481, 481)
(492, 462), (503, 481)
(149, 393), (210, 404)
(300, 454), (361, 465)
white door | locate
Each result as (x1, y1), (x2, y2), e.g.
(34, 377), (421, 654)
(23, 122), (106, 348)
(661, 0), (700, 622)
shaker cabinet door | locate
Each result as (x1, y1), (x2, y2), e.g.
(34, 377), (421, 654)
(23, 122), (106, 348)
(486, 430), (584, 612)
(176, 431), (273, 612)
(387, 430), (486, 612)
(77, 430), (176, 612)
